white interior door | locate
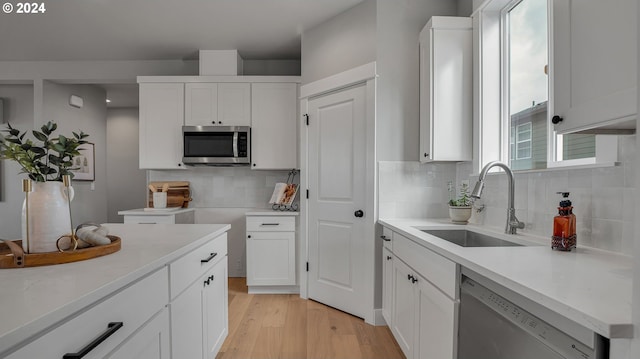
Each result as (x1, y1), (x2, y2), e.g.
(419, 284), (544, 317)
(307, 83), (367, 318)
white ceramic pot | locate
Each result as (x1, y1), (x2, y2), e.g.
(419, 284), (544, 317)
(21, 181), (75, 253)
(449, 206), (472, 224)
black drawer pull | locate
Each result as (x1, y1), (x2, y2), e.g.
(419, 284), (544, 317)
(261, 223), (280, 226)
(201, 252), (218, 263)
(381, 235), (391, 242)
(63, 322), (123, 359)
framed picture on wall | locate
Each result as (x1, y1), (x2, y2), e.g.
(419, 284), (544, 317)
(70, 142), (95, 181)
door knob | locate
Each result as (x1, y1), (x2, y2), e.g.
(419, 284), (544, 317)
(551, 115), (563, 124)
(354, 210), (364, 218)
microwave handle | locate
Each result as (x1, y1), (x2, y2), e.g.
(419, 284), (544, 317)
(233, 131), (239, 158)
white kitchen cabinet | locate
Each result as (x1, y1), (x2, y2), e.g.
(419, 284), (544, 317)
(6, 268), (169, 359)
(246, 213), (297, 293)
(551, 0), (637, 133)
(250, 82), (298, 169)
(107, 308), (170, 359)
(383, 226), (459, 359)
(382, 247), (393, 325)
(139, 83), (185, 169)
(203, 257), (229, 358)
(185, 83), (251, 126)
(118, 208), (195, 224)
(419, 16), (472, 162)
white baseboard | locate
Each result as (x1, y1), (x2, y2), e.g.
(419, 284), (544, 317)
(247, 285), (300, 294)
(372, 309), (388, 326)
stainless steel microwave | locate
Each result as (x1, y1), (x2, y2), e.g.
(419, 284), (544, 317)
(182, 126), (250, 165)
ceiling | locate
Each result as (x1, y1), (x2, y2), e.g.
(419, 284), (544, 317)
(0, 0), (364, 107)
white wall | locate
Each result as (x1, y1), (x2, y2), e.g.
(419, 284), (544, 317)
(0, 85), (34, 240)
(375, 0), (458, 161)
(301, 0), (376, 85)
(106, 108), (146, 222)
(42, 81), (109, 227)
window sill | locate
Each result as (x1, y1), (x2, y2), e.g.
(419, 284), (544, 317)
(512, 161), (620, 174)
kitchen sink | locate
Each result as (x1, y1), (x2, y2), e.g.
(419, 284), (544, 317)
(420, 229), (522, 247)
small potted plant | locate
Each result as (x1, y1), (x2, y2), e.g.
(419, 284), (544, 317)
(0, 121), (89, 252)
(448, 182), (472, 224)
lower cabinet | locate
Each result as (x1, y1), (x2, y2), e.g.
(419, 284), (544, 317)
(107, 308), (171, 359)
(383, 226), (459, 359)
(382, 247), (394, 324)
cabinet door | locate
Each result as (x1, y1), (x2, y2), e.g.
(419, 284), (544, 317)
(419, 17), (472, 162)
(107, 309), (170, 359)
(391, 258), (416, 358)
(251, 83), (298, 169)
(415, 274), (458, 359)
(170, 274), (204, 359)
(185, 83), (219, 126)
(382, 247), (394, 325)
(552, 0), (637, 133)
(246, 231), (296, 286)
(218, 83), (251, 126)
(203, 257), (229, 359)
(139, 83), (185, 169)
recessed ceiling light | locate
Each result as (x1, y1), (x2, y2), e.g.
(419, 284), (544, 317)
(106, 99), (111, 103)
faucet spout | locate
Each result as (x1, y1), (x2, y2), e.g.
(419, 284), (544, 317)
(472, 161), (525, 234)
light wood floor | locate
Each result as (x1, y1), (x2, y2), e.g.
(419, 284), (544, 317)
(217, 278), (405, 359)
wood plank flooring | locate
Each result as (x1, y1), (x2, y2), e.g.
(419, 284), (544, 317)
(217, 278), (405, 359)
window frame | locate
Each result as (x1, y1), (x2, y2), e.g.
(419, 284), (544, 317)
(473, 0), (609, 174)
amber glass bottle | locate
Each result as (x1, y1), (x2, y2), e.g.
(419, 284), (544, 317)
(552, 192), (576, 251)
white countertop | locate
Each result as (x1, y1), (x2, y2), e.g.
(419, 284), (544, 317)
(118, 207), (195, 216)
(246, 210), (299, 216)
(0, 223), (230, 355)
(379, 218), (633, 339)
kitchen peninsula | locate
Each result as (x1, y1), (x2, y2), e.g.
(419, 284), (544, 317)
(0, 223), (230, 359)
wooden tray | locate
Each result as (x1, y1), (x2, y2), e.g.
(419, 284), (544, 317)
(0, 235), (121, 268)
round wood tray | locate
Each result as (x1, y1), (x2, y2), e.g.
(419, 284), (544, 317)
(0, 235), (121, 268)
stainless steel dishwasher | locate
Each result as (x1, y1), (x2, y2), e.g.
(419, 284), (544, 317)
(458, 275), (609, 359)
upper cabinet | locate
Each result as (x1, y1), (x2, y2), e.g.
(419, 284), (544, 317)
(419, 16), (473, 162)
(551, 0), (637, 134)
(139, 83), (185, 169)
(185, 83), (251, 126)
(251, 83), (298, 169)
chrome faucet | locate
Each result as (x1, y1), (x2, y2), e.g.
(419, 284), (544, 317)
(471, 161), (525, 234)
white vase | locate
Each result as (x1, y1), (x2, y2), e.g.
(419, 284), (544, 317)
(21, 181), (75, 253)
(449, 206), (472, 224)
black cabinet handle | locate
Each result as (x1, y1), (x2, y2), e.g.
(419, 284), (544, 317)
(386, 256), (392, 260)
(354, 210), (364, 218)
(411, 277), (418, 283)
(261, 223), (280, 226)
(424, 153), (429, 158)
(552, 115), (563, 124)
(407, 274), (413, 281)
(201, 252), (218, 263)
(63, 322), (123, 359)
(381, 235), (391, 242)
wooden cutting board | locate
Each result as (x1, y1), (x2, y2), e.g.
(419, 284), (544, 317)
(148, 181), (192, 208)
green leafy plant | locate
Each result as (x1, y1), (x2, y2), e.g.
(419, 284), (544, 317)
(0, 121), (89, 182)
(448, 182), (471, 207)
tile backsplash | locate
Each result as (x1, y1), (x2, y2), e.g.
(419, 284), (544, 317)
(379, 135), (636, 254)
(149, 167), (297, 209)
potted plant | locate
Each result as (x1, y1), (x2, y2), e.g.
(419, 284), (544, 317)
(0, 121), (89, 253)
(448, 182), (472, 224)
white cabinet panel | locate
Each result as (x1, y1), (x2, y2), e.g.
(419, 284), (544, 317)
(203, 257), (228, 359)
(382, 247), (394, 325)
(416, 272), (458, 359)
(251, 83), (298, 169)
(218, 83), (251, 126)
(419, 16), (472, 162)
(185, 83), (219, 126)
(391, 258), (417, 358)
(247, 231), (296, 286)
(107, 308), (171, 359)
(185, 82), (250, 126)
(551, 0), (636, 133)
(139, 83), (185, 169)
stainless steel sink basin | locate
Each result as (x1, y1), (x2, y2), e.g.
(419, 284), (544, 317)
(421, 229), (522, 247)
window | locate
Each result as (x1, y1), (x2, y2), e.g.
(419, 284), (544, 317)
(476, 0), (598, 172)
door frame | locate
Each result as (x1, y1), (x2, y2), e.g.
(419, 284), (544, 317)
(298, 62), (378, 325)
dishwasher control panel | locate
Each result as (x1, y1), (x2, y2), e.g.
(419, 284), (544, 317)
(461, 277), (599, 359)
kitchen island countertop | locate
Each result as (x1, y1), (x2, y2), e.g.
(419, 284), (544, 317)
(0, 223), (230, 355)
(379, 218), (633, 339)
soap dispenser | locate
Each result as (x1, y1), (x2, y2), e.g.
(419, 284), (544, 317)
(552, 192), (576, 251)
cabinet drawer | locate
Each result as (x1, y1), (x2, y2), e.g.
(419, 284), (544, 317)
(7, 268), (169, 359)
(246, 216), (295, 232)
(381, 226), (393, 250)
(123, 215), (175, 224)
(169, 233), (228, 300)
(393, 232), (458, 299)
